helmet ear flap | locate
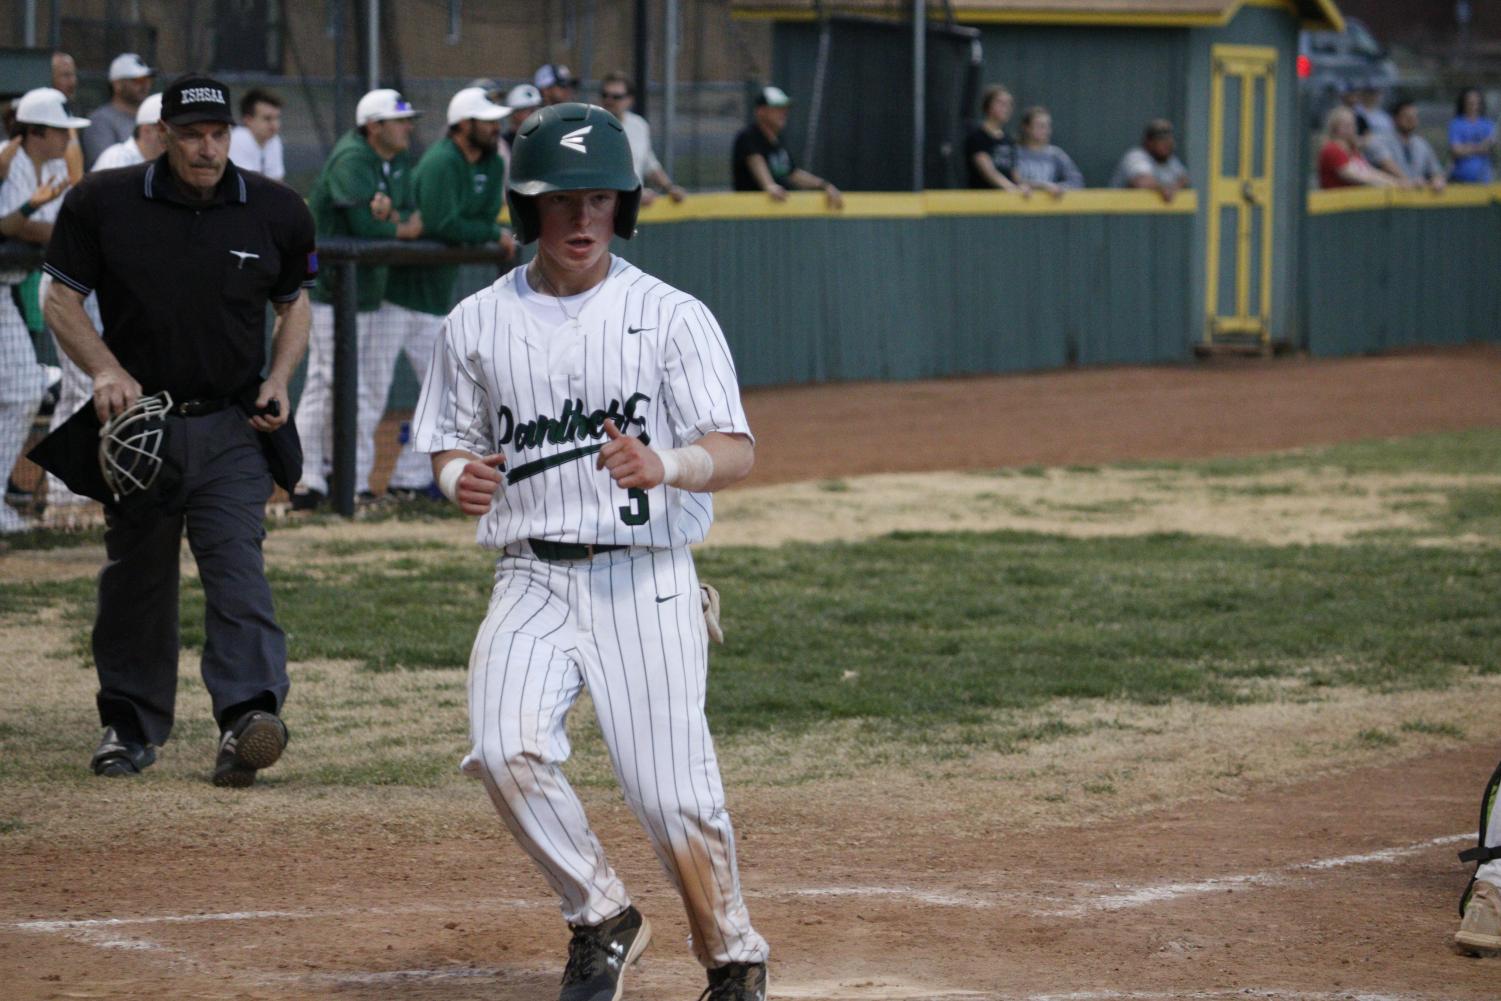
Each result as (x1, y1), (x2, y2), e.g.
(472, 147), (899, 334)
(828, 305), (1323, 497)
(507, 192), (541, 245)
(614, 187), (642, 240)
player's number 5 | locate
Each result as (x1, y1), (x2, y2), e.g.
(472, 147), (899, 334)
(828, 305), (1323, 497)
(619, 488), (649, 526)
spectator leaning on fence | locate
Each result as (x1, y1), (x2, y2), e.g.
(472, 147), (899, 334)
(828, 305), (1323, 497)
(600, 71), (686, 206)
(1013, 106), (1084, 197)
(0, 88), (87, 535)
(293, 89), (423, 510)
(82, 53), (152, 168)
(965, 83), (1020, 190)
(732, 85), (842, 208)
(229, 88), (285, 181)
(502, 84), (542, 149)
(382, 86), (513, 500)
(1367, 100), (1446, 192)
(49, 51), (85, 183)
(1111, 119), (1191, 201)
(1448, 88), (1495, 184)
(1355, 80), (1395, 140)
(1318, 106), (1395, 189)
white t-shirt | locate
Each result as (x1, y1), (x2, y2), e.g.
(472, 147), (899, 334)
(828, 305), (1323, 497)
(622, 110), (663, 185)
(411, 256), (752, 551)
(92, 137), (144, 171)
(229, 126), (285, 181)
(0, 153), (69, 285)
(1111, 147), (1189, 189)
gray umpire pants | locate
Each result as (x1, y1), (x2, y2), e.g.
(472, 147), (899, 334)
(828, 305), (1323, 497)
(94, 406), (289, 747)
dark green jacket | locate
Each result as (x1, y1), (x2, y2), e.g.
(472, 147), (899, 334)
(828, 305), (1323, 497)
(386, 136), (505, 317)
(308, 129), (415, 311)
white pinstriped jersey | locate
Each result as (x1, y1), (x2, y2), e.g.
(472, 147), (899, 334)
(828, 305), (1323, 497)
(411, 256), (752, 550)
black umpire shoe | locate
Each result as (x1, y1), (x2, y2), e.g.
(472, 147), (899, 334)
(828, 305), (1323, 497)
(698, 962), (768, 1001)
(288, 487), (325, 511)
(559, 905), (652, 1001)
(212, 710), (288, 788)
(90, 727), (156, 777)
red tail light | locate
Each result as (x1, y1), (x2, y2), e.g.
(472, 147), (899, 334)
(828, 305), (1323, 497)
(1297, 54), (1312, 79)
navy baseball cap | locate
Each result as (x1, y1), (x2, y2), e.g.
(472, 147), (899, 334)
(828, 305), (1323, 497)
(161, 75), (234, 127)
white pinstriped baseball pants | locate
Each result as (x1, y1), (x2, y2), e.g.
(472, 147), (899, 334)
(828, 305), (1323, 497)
(43, 282), (102, 508)
(462, 544), (769, 968)
(381, 303), (444, 490)
(0, 292), (46, 532)
(296, 302), (389, 495)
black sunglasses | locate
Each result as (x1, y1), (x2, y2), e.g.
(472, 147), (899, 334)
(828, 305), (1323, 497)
(601, 91), (629, 100)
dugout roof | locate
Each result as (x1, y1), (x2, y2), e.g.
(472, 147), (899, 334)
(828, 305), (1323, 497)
(731, 0), (1343, 31)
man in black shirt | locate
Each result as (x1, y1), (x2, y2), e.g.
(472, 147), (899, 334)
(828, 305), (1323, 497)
(731, 85), (843, 207)
(42, 75), (316, 787)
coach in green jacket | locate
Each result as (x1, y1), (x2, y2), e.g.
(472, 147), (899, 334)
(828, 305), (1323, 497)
(292, 88), (423, 508)
(383, 86), (513, 497)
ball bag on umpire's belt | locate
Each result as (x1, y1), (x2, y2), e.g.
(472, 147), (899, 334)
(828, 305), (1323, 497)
(505, 102), (642, 245)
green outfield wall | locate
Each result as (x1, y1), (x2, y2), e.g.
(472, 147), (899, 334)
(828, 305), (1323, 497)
(615, 190), (1197, 387)
(1303, 185), (1501, 357)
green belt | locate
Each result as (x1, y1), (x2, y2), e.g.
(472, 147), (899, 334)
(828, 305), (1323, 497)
(528, 538), (630, 562)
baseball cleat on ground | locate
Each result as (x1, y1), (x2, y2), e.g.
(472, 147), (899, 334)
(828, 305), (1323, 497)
(212, 711), (289, 788)
(1457, 879), (1501, 956)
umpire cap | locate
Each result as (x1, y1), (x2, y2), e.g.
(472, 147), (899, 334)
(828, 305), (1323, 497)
(506, 102), (641, 245)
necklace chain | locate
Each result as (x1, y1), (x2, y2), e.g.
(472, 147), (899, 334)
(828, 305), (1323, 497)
(533, 263), (606, 325)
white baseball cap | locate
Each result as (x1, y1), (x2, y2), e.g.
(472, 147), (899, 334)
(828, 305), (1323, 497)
(533, 64), (576, 91)
(109, 53), (152, 82)
(447, 87), (510, 126)
(136, 93), (163, 126)
(15, 87), (91, 129)
(505, 84), (542, 110)
(356, 88), (420, 126)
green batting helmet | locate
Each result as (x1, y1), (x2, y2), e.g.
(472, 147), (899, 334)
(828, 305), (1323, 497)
(506, 103), (642, 245)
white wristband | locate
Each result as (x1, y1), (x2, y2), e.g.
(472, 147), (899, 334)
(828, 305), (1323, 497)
(437, 457), (468, 503)
(654, 444), (714, 491)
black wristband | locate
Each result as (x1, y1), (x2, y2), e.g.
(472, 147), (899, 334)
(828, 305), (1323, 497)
(18, 201), (38, 218)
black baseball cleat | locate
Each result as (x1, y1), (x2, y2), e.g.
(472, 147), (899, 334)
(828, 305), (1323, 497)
(212, 710), (288, 788)
(288, 487), (325, 511)
(559, 905), (652, 1001)
(698, 961), (768, 1001)
(90, 727), (156, 777)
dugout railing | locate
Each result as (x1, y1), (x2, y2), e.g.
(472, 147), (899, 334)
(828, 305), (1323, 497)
(0, 237), (512, 519)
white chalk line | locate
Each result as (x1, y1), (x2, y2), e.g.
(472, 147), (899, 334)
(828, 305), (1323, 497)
(0, 833), (1472, 994)
(1041, 832), (1470, 917)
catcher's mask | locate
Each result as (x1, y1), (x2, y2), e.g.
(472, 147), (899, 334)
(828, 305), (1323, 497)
(506, 102), (642, 245)
(99, 391), (173, 503)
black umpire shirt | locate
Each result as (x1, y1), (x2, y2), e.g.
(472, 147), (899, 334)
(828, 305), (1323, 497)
(44, 156), (316, 402)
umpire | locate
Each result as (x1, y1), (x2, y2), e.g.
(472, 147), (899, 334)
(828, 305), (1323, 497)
(41, 75), (316, 787)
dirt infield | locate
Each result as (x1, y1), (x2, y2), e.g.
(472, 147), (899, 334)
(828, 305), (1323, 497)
(6, 346), (1501, 1000)
(737, 344), (1501, 486)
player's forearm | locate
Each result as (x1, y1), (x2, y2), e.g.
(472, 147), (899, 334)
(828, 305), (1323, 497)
(266, 292), (311, 385)
(693, 432), (754, 492)
(747, 155), (779, 193)
(44, 283), (116, 376)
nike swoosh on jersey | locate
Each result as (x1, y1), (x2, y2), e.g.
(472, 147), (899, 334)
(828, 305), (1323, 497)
(627, 326), (653, 334)
(655, 594), (679, 603)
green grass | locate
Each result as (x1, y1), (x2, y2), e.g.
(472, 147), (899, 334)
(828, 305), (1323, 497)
(1121, 428), (1501, 478)
(10, 528), (1501, 741)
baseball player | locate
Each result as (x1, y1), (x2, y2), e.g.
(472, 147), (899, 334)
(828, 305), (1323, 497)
(383, 87), (511, 498)
(43, 93), (164, 512)
(410, 103), (769, 1001)
(293, 89), (422, 508)
(0, 87), (87, 535)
